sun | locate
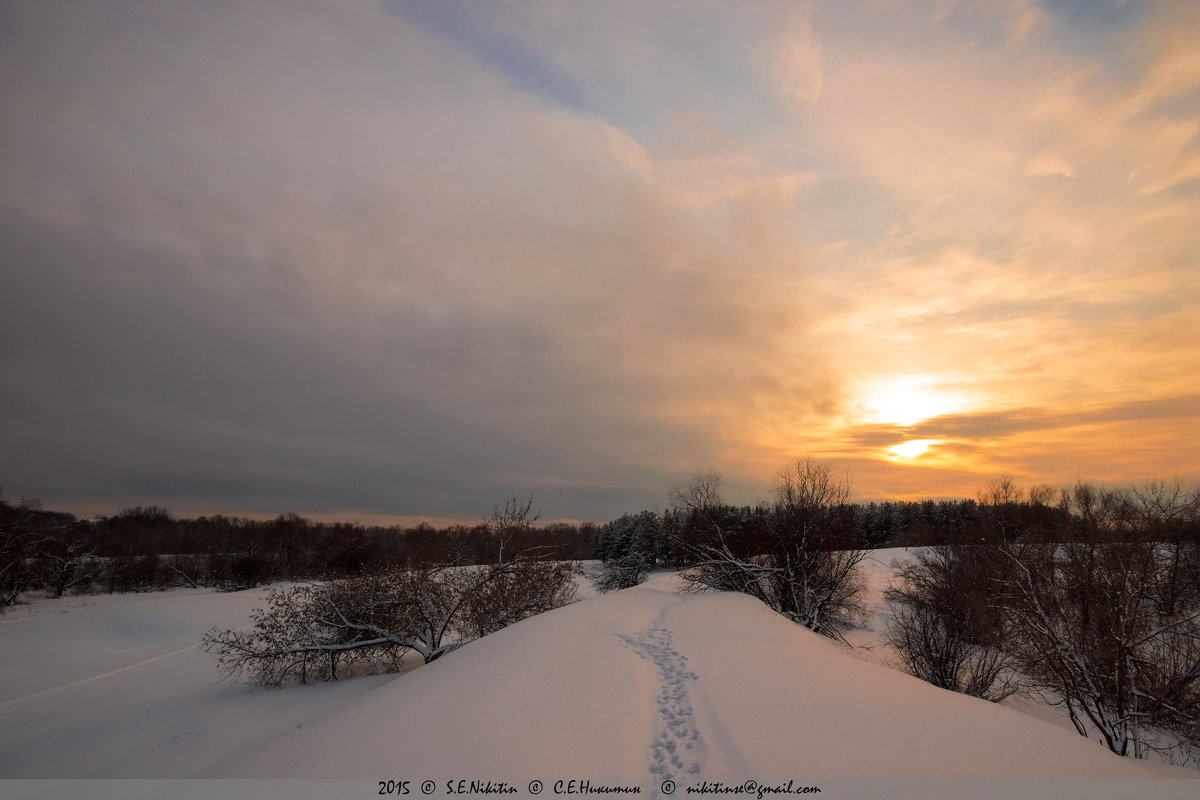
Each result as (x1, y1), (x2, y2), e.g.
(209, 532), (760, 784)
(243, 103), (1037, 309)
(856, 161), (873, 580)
(887, 439), (941, 459)
(856, 374), (964, 427)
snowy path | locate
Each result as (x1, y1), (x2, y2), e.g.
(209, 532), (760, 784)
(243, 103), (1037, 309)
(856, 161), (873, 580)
(617, 597), (705, 780)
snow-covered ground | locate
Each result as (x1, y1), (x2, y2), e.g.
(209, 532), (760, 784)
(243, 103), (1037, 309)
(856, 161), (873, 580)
(2, 553), (1197, 799)
(0, 585), (394, 778)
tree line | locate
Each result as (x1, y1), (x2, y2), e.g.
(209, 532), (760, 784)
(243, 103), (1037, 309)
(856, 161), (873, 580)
(0, 490), (597, 603)
(0, 477), (1078, 606)
(592, 473), (1067, 583)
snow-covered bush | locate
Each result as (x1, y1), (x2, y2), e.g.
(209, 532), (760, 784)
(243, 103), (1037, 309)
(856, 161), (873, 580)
(675, 459), (869, 638)
(454, 557), (582, 638)
(883, 545), (1017, 702)
(1, 501), (43, 609)
(203, 555), (581, 686)
(203, 578), (407, 685)
(591, 550), (653, 593)
(992, 480), (1200, 761)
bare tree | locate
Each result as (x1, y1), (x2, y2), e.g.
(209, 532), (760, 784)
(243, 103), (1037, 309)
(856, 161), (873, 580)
(975, 475), (1027, 541)
(202, 578), (407, 685)
(456, 557), (581, 638)
(1126, 478), (1200, 617)
(1028, 483), (1058, 508)
(591, 550), (653, 593)
(203, 552), (580, 686)
(1, 497), (48, 610)
(979, 475), (1025, 507)
(38, 529), (96, 598)
(884, 545), (1018, 701)
(995, 481), (1200, 760)
(677, 458), (869, 638)
(668, 470), (725, 520)
(487, 493), (540, 565)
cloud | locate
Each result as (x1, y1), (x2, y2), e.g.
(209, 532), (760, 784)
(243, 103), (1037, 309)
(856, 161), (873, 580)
(779, 15), (824, 107)
(798, 0), (1198, 437)
(1023, 151), (1075, 178)
(868, 396), (1200, 443)
(830, 394), (1200, 500)
(0, 0), (836, 520)
(0, 0), (1195, 521)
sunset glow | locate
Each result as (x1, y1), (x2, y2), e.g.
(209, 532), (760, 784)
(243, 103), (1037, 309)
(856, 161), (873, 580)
(1, 1), (1197, 521)
(887, 440), (942, 461)
(856, 376), (968, 428)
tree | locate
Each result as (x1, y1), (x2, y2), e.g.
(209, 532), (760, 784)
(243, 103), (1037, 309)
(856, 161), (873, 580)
(593, 510), (663, 591)
(1126, 478), (1200, 618)
(995, 481), (1200, 760)
(677, 458), (869, 638)
(203, 577), (404, 685)
(592, 550), (653, 593)
(884, 545), (1017, 701)
(37, 525), (96, 598)
(486, 493), (540, 564)
(203, 552), (581, 686)
(456, 557), (581, 638)
(668, 470), (724, 520)
(1, 496), (49, 609)
(666, 470), (750, 561)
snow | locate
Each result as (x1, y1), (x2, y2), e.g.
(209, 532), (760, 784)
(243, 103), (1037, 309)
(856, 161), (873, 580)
(203, 574), (1182, 781)
(0, 587), (393, 778)
(2, 555), (1197, 796)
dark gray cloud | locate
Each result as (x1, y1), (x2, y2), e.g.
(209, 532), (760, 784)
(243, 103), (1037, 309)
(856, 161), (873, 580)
(0, 198), (709, 519)
(0, 1), (828, 521)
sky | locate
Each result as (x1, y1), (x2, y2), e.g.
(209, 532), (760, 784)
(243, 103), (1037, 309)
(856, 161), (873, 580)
(1, 0), (1197, 524)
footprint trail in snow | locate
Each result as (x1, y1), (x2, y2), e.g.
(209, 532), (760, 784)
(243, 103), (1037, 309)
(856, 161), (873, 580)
(617, 599), (705, 782)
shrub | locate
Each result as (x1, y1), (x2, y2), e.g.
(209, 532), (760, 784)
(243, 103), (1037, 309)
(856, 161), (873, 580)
(203, 555), (581, 686)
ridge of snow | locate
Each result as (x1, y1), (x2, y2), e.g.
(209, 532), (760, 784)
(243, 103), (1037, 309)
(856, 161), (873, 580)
(205, 574), (1174, 780)
(2, 565), (1194, 784)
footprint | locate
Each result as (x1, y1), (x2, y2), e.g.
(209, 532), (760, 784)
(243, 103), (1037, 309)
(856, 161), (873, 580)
(617, 599), (705, 783)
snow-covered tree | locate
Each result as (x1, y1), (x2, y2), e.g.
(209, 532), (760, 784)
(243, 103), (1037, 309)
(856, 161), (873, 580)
(995, 481), (1200, 760)
(203, 554), (581, 686)
(37, 527), (96, 598)
(595, 510), (661, 567)
(1, 496), (49, 609)
(591, 550), (653, 593)
(677, 459), (869, 638)
(456, 557), (581, 638)
(884, 545), (1017, 701)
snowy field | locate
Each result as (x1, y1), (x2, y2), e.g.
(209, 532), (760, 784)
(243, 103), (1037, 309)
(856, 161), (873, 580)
(2, 551), (1197, 799)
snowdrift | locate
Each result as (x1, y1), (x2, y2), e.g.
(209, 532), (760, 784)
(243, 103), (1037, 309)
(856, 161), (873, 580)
(3, 570), (1193, 790)
(206, 575), (1173, 780)
(0, 586), (391, 778)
